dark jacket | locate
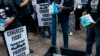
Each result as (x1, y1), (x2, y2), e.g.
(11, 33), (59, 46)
(13, 0), (31, 16)
(0, 0), (21, 31)
(85, 0), (100, 23)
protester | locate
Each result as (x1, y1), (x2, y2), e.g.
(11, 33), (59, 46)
(84, 0), (100, 56)
(50, 0), (74, 48)
(13, 0), (35, 33)
(29, 0), (38, 36)
(13, 0), (33, 53)
(0, 0), (22, 55)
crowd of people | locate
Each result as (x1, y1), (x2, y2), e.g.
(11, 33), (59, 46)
(0, 0), (100, 56)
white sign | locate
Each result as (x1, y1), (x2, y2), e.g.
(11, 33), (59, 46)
(4, 26), (30, 56)
(36, 3), (52, 27)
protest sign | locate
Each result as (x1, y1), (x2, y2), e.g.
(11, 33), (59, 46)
(4, 26), (30, 56)
(36, 3), (52, 27)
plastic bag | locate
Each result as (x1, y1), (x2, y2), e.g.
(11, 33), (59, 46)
(48, 2), (60, 15)
(0, 19), (6, 31)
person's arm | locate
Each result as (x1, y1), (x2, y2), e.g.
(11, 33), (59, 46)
(57, 0), (74, 12)
(4, 4), (17, 27)
(5, 17), (15, 27)
(19, 0), (29, 8)
(74, 0), (77, 11)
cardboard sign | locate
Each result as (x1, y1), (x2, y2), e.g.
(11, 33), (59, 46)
(4, 26), (30, 56)
(36, 3), (52, 27)
(80, 14), (94, 27)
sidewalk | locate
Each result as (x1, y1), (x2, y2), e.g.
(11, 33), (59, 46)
(0, 27), (96, 56)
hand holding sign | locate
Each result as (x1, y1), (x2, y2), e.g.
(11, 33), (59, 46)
(89, 21), (96, 27)
(57, 4), (64, 10)
(82, 11), (96, 27)
(80, 14), (95, 28)
(5, 17), (14, 28)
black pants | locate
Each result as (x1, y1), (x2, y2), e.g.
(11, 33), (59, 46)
(74, 9), (83, 31)
(38, 26), (51, 38)
(86, 24), (100, 56)
(21, 15), (38, 33)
